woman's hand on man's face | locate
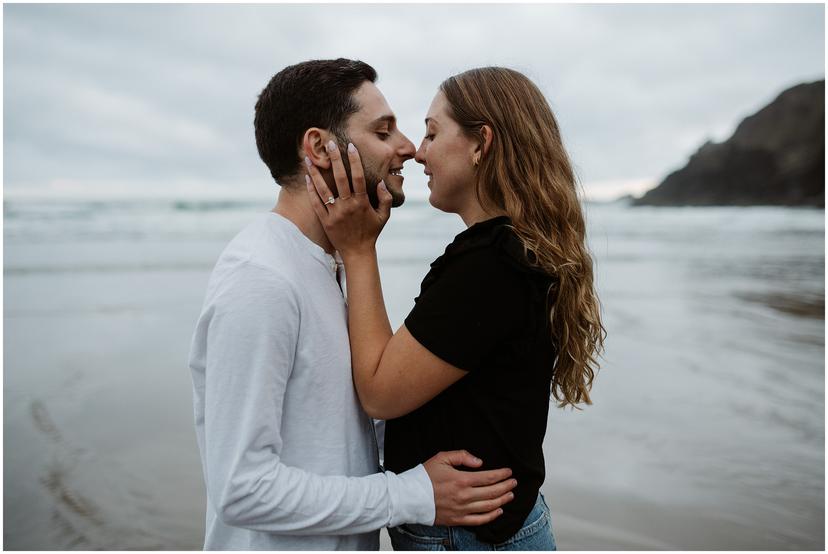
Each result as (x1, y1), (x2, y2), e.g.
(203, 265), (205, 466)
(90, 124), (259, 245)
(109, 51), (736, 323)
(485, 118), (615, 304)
(305, 140), (392, 259)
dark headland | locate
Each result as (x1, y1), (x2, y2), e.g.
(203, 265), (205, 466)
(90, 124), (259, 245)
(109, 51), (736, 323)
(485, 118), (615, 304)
(634, 80), (825, 207)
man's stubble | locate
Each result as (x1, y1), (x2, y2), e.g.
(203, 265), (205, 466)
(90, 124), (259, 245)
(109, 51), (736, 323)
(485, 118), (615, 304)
(335, 140), (405, 209)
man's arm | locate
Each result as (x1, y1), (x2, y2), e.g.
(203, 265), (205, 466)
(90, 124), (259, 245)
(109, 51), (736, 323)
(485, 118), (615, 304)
(200, 262), (514, 534)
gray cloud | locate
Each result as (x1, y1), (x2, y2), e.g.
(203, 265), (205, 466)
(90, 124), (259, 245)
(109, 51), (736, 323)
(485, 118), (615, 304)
(4, 3), (824, 200)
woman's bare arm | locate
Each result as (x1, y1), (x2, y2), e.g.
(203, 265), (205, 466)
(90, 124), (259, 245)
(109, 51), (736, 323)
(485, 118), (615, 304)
(306, 143), (467, 419)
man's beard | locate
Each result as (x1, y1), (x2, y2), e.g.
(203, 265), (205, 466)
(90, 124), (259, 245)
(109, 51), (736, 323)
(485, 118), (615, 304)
(336, 141), (405, 209)
(363, 168), (406, 209)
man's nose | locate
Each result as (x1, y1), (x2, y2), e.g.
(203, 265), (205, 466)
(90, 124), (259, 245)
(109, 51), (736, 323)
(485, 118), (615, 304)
(397, 134), (416, 160)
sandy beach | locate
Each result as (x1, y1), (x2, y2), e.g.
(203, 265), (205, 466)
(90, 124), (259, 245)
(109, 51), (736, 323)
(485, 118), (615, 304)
(4, 199), (824, 549)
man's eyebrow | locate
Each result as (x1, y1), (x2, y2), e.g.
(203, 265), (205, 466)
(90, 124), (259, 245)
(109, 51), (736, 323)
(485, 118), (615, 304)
(371, 114), (396, 126)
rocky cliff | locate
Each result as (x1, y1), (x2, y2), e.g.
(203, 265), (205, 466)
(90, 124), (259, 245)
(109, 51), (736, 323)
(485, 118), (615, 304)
(635, 80), (824, 207)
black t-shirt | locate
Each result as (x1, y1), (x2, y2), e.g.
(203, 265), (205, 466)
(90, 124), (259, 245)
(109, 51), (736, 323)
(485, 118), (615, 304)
(385, 216), (558, 544)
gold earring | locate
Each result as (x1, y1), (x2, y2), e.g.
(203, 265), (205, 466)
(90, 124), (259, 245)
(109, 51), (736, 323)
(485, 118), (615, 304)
(472, 152), (481, 167)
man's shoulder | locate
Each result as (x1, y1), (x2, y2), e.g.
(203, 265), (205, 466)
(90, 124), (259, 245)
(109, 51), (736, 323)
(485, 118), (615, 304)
(220, 213), (301, 270)
(207, 216), (301, 304)
(201, 261), (294, 324)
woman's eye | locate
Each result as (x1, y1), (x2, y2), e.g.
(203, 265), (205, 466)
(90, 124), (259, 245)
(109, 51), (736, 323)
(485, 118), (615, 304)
(424, 134), (435, 141)
(376, 132), (391, 140)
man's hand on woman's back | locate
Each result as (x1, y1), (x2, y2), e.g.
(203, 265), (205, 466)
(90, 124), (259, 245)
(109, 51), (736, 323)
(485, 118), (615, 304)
(424, 450), (517, 526)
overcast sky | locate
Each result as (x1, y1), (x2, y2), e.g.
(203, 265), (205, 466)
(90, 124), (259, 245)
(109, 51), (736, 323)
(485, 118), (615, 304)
(4, 3), (825, 201)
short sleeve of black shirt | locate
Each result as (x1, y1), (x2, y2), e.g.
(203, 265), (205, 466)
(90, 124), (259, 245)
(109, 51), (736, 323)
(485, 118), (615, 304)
(404, 238), (531, 373)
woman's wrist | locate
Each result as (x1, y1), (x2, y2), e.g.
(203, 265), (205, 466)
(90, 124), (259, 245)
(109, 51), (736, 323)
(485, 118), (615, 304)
(341, 245), (378, 267)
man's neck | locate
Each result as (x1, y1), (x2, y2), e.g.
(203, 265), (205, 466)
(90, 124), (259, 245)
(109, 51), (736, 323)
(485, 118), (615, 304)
(271, 185), (335, 255)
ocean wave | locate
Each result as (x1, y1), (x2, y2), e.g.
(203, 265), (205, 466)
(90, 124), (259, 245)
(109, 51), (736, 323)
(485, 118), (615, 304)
(4, 262), (214, 275)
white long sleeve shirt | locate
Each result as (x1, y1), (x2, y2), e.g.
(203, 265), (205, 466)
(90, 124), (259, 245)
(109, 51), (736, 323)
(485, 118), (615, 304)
(188, 213), (435, 550)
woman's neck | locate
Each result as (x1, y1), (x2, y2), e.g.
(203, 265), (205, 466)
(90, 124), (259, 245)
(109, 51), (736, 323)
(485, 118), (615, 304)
(458, 202), (507, 228)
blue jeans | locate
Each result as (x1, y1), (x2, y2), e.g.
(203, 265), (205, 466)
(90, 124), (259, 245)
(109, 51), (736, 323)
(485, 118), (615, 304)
(389, 493), (556, 551)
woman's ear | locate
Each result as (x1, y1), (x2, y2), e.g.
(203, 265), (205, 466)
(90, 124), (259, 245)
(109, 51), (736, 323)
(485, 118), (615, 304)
(302, 128), (331, 169)
(478, 125), (494, 156)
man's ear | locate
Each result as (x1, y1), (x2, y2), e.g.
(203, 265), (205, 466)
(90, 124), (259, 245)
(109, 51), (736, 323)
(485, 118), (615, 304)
(302, 128), (332, 169)
(477, 125), (494, 157)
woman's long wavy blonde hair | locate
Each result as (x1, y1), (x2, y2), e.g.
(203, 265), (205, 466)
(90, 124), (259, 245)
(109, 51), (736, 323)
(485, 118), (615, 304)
(441, 67), (606, 408)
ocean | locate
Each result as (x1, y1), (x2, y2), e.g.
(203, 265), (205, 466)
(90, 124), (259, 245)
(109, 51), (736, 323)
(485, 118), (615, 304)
(3, 197), (824, 549)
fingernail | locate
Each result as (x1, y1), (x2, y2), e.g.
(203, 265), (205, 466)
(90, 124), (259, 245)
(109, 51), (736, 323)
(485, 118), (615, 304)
(379, 180), (387, 191)
(512, 479), (518, 486)
(327, 140), (337, 152)
(498, 509), (503, 515)
(304, 156), (311, 167)
(347, 142), (356, 153)
(304, 174), (311, 186)
(473, 457), (481, 464)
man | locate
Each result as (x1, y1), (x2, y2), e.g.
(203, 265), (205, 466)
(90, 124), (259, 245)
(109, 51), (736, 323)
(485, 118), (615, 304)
(188, 59), (516, 550)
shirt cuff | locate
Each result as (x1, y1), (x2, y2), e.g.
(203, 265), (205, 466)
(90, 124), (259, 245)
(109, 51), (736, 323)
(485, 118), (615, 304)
(385, 463), (436, 527)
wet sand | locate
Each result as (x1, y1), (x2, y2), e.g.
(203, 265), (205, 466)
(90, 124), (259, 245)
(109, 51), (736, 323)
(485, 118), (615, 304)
(735, 290), (825, 320)
(379, 475), (823, 550)
(4, 202), (824, 549)
(6, 259), (822, 550)
(4, 263), (207, 549)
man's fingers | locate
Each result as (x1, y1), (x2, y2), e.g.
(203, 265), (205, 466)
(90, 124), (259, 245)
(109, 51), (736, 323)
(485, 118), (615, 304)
(440, 450), (483, 469)
(462, 491), (515, 515)
(346, 143), (367, 196)
(466, 478), (518, 502)
(305, 157), (334, 209)
(453, 509), (504, 527)
(326, 140), (351, 200)
(463, 467), (514, 487)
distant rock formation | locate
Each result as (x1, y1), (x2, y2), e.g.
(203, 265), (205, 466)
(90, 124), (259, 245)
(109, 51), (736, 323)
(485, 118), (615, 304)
(635, 80), (825, 207)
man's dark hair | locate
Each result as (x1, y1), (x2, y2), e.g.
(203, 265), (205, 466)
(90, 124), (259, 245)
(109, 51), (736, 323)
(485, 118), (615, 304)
(254, 58), (377, 185)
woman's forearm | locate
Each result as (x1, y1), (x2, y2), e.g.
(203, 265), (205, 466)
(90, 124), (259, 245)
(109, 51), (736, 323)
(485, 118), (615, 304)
(342, 248), (392, 397)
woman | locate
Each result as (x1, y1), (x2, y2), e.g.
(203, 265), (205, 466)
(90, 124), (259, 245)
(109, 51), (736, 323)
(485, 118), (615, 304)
(305, 67), (605, 550)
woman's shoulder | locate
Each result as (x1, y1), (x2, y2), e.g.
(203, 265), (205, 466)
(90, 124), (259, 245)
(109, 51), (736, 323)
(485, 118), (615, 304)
(417, 217), (554, 303)
(444, 217), (547, 278)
